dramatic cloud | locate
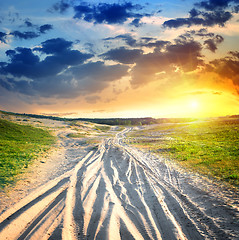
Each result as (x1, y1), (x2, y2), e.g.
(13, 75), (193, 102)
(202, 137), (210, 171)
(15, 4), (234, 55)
(49, 0), (70, 13)
(0, 61), (129, 98)
(100, 47), (143, 64)
(104, 34), (137, 47)
(35, 38), (73, 54)
(6, 47), (39, 64)
(131, 40), (203, 87)
(24, 19), (35, 28)
(9, 31), (40, 40)
(163, 0), (239, 29)
(73, 2), (147, 25)
(208, 51), (239, 86)
(191, 28), (215, 38)
(204, 35), (224, 52)
(1, 39), (93, 79)
(233, 5), (239, 12)
(39, 24), (53, 34)
(104, 34), (169, 50)
(0, 32), (7, 43)
(130, 18), (143, 27)
(23, 18), (53, 34)
(163, 10), (232, 28)
(140, 40), (170, 50)
(0, 38), (129, 98)
(195, 0), (239, 11)
(189, 8), (201, 18)
(68, 61), (128, 86)
(0, 23), (53, 42)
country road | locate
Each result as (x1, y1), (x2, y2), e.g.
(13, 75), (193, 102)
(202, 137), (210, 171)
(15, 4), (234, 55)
(0, 127), (238, 240)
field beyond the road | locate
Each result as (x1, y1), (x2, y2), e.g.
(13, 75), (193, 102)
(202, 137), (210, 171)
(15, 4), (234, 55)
(127, 118), (239, 186)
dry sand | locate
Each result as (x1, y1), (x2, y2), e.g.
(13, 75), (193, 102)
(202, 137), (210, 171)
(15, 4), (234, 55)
(0, 118), (238, 239)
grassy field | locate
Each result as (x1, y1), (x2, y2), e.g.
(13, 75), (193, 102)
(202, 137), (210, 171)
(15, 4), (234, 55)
(127, 118), (239, 186)
(0, 119), (55, 188)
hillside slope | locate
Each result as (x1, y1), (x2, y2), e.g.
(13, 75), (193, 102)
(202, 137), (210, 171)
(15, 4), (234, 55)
(0, 118), (55, 187)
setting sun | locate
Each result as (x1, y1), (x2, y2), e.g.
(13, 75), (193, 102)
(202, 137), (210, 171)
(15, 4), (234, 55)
(189, 100), (199, 110)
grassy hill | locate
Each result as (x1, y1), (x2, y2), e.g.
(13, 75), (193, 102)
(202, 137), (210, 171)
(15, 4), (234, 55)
(0, 118), (55, 188)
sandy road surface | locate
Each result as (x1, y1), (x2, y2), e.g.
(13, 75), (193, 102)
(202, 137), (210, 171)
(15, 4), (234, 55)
(0, 127), (238, 239)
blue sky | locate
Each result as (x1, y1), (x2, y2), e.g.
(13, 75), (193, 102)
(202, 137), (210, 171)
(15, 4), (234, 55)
(0, 0), (239, 118)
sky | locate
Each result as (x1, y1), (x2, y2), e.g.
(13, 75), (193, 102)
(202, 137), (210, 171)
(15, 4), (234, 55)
(0, 0), (239, 118)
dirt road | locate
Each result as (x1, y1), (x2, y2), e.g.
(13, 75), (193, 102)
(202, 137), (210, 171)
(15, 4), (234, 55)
(0, 127), (238, 239)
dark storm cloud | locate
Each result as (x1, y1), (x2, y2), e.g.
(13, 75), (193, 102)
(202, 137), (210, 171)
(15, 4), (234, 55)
(73, 2), (147, 25)
(189, 8), (201, 18)
(34, 38), (72, 54)
(179, 29), (224, 52)
(39, 24), (53, 33)
(6, 48), (40, 65)
(204, 39), (218, 52)
(0, 37), (129, 98)
(229, 51), (239, 58)
(1, 38), (93, 79)
(23, 18), (53, 34)
(131, 40), (203, 87)
(140, 37), (155, 43)
(142, 40), (170, 49)
(24, 19), (35, 28)
(163, 0), (239, 29)
(195, 0), (239, 11)
(0, 78), (14, 91)
(204, 35), (224, 52)
(165, 40), (203, 70)
(69, 61), (128, 83)
(0, 61), (129, 98)
(0, 77), (34, 95)
(192, 28), (215, 38)
(1, 23), (53, 42)
(104, 34), (169, 50)
(29, 61), (129, 98)
(130, 18), (143, 27)
(233, 5), (239, 12)
(10, 31), (40, 40)
(163, 10), (232, 28)
(100, 47), (143, 64)
(208, 51), (239, 86)
(49, 0), (71, 13)
(104, 34), (137, 47)
(0, 32), (7, 43)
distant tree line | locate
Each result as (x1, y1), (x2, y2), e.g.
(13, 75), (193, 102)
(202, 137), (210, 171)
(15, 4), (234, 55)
(72, 117), (157, 126)
(3, 110), (233, 126)
(0, 110), (157, 125)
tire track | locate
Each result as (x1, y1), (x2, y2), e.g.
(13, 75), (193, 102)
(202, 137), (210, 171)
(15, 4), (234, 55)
(0, 127), (238, 239)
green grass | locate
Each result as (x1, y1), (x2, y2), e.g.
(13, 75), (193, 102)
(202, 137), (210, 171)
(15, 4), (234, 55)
(127, 118), (239, 186)
(0, 119), (55, 188)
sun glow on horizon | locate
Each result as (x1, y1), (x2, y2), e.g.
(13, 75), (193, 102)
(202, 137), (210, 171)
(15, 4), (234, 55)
(189, 100), (199, 110)
(150, 89), (239, 119)
(23, 88), (238, 119)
